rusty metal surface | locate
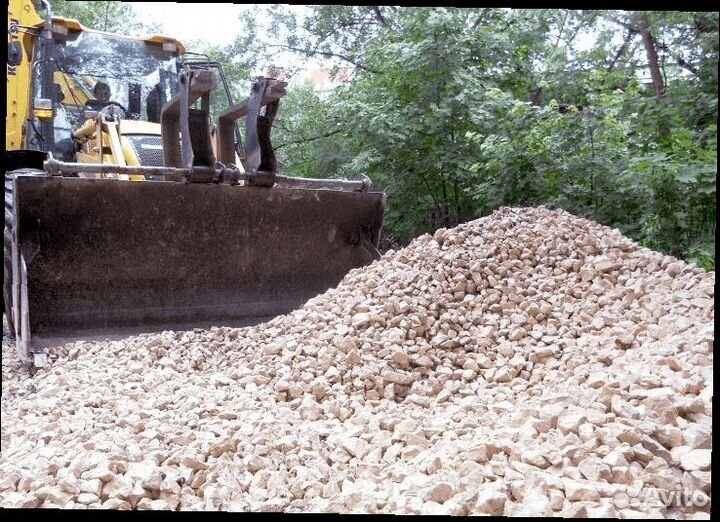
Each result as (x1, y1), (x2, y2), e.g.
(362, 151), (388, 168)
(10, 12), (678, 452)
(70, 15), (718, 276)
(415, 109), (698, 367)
(243, 77), (281, 185)
(43, 159), (374, 191)
(44, 157), (242, 184)
(160, 69), (215, 174)
(15, 176), (385, 336)
(216, 78), (287, 167)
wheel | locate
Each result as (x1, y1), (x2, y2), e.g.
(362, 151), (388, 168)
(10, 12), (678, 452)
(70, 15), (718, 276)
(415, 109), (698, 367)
(3, 293), (14, 337)
(4, 172), (17, 337)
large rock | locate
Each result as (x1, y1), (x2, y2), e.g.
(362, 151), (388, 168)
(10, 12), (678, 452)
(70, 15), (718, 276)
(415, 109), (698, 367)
(473, 485), (507, 515)
(680, 450), (711, 472)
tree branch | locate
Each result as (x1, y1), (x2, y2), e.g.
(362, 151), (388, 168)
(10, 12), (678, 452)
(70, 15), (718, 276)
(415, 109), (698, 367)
(275, 129), (343, 151)
(266, 43), (381, 74)
(676, 56), (699, 76)
(309, 19), (366, 57)
(372, 6), (388, 27)
(553, 12), (569, 50)
(605, 14), (637, 33)
(608, 27), (637, 71)
(562, 17), (586, 48)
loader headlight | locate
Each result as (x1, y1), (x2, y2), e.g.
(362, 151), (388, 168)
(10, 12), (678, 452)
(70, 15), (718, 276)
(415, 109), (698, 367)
(33, 98), (54, 120)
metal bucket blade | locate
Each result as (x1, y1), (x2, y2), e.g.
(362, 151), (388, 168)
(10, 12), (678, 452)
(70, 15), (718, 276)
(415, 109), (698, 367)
(14, 176), (385, 336)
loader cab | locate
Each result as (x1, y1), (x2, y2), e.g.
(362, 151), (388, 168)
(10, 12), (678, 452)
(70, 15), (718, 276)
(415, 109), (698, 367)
(25, 18), (184, 166)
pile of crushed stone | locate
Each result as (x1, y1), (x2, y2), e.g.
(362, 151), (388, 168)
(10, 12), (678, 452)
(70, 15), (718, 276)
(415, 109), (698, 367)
(1, 206), (712, 516)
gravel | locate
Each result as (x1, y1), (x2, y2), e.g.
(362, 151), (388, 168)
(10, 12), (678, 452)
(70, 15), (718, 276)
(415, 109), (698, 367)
(0, 206), (713, 516)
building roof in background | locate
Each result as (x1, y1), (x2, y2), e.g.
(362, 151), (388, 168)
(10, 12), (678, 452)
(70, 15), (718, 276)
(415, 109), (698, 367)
(266, 66), (353, 95)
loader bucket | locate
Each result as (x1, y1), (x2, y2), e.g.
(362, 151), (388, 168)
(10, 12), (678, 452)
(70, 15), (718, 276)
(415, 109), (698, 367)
(8, 175), (385, 344)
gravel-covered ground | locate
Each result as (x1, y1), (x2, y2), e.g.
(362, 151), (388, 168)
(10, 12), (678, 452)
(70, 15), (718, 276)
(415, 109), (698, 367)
(0, 207), (713, 515)
(2, 316), (31, 408)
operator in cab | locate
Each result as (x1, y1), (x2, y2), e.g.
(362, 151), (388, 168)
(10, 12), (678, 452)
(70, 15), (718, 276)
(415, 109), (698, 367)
(84, 81), (112, 110)
(74, 81), (127, 145)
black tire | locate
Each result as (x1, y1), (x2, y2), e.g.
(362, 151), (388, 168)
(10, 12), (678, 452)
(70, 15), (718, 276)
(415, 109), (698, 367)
(3, 297), (14, 338)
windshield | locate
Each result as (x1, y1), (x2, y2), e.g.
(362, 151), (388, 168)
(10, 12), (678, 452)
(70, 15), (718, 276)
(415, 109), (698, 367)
(52, 30), (180, 123)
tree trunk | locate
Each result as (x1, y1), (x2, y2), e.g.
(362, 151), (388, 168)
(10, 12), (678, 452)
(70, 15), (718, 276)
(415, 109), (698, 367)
(453, 179), (461, 225)
(441, 177), (449, 226)
(636, 13), (665, 98)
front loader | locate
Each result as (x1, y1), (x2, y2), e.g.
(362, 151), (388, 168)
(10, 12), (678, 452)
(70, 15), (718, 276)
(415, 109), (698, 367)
(5, 0), (385, 367)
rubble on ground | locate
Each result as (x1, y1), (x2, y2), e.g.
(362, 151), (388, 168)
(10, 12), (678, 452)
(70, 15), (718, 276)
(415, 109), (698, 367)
(1, 207), (713, 516)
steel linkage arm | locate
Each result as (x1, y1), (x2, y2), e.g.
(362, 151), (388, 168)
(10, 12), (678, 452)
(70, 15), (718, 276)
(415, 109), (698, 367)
(216, 77), (287, 187)
(42, 158), (371, 192)
(161, 68), (221, 182)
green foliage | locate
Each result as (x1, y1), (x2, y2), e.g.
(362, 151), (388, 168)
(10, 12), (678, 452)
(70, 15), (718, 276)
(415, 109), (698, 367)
(687, 242), (715, 271)
(255, 7), (716, 268)
(273, 81), (349, 179)
(47, 0), (161, 35)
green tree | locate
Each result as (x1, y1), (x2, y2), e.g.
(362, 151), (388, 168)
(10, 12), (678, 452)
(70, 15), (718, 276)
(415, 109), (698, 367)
(272, 80), (348, 179)
(247, 7), (715, 267)
(44, 0), (161, 35)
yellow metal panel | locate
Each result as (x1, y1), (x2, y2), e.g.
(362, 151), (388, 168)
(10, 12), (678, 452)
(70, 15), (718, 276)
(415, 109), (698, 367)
(33, 108), (53, 119)
(54, 71), (90, 107)
(119, 135), (146, 181)
(120, 136), (140, 167)
(50, 16), (186, 54)
(119, 120), (162, 135)
(6, 0), (42, 151)
(104, 121), (126, 166)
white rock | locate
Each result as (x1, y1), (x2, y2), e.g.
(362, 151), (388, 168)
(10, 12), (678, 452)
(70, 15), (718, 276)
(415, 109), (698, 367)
(78, 479), (103, 497)
(180, 455), (208, 471)
(473, 485), (507, 515)
(522, 450), (550, 469)
(577, 457), (611, 481)
(508, 328), (527, 341)
(557, 411), (587, 434)
(127, 461), (163, 491)
(425, 482), (455, 503)
(83, 467), (114, 482)
(0, 207), (713, 520)
(611, 396), (642, 419)
(680, 449), (711, 471)
(100, 498), (132, 510)
(341, 437), (369, 459)
(683, 425), (712, 450)
(2, 492), (39, 508)
(562, 478), (600, 501)
(76, 493), (99, 505)
(103, 475), (134, 500)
